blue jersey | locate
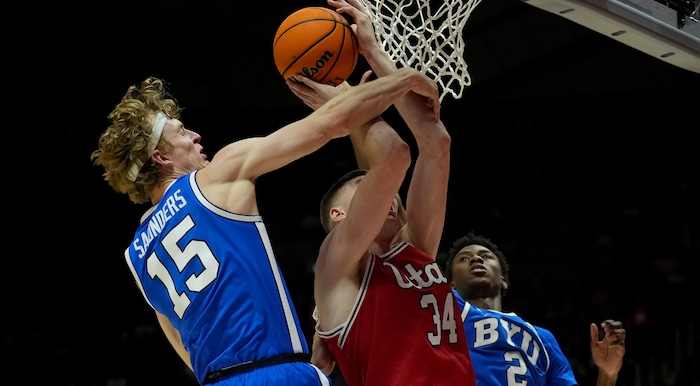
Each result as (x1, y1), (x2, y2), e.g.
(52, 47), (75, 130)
(124, 172), (328, 385)
(454, 290), (577, 386)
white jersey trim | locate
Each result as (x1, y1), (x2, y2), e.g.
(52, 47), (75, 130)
(188, 172), (263, 222)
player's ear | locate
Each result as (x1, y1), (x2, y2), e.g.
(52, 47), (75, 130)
(500, 276), (508, 292)
(151, 149), (170, 165)
(330, 207), (346, 222)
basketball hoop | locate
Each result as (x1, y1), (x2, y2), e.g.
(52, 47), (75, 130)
(357, 0), (483, 101)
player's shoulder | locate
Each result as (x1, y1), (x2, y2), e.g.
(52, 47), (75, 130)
(533, 324), (560, 345)
(533, 324), (553, 335)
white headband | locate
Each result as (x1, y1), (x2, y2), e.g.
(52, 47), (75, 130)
(126, 111), (167, 182)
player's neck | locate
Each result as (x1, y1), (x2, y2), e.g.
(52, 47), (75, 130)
(466, 295), (502, 311)
(149, 176), (178, 205)
(372, 224), (402, 254)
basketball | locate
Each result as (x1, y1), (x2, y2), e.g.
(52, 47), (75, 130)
(273, 7), (359, 86)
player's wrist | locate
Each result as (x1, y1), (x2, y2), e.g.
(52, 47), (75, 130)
(597, 368), (619, 386)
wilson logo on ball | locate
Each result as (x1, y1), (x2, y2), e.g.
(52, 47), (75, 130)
(300, 50), (335, 78)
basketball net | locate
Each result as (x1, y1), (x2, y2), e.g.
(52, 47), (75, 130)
(357, 0), (482, 101)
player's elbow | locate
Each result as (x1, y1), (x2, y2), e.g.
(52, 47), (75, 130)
(435, 127), (451, 155)
(387, 139), (412, 172)
(421, 123), (451, 164)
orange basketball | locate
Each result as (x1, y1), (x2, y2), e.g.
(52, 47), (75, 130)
(273, 7), (359, 86)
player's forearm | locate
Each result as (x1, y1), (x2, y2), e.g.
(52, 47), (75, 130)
(319, 67), (422, 129)
(363, 44), (447, 149)
(349, 120), (374, 170)
(363, 45), (397, 78)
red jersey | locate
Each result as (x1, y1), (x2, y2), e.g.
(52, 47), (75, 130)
(318, 242), (476, 386)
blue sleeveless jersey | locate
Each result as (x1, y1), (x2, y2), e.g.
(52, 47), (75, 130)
(124, 172), (327, 385)
(454, 290), (577, 386)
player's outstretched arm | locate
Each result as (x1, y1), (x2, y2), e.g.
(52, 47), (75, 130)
(590, 319), (626, 386)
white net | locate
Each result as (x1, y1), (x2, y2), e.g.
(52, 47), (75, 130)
(357, 0), (483, 101)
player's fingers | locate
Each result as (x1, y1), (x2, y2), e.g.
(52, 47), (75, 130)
(601, 320), (625, 343)
(359, 70), (374, 85)
(590, 322), (600, 343)
(610, 338), (625, 349)
(611, 329), (626, 345)
(603, 319), (623, 331)
(286, 80), (313, 99)
(328, 0), (361, 19)
(294, 75), (320, 90)
(349, 0), (372, 19)
(432, 98), (440, 122)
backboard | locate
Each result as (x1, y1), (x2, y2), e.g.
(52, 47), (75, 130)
(524, 0), (700, 73)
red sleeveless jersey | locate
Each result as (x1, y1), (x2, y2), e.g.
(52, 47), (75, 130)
(318, 242), (476, 386)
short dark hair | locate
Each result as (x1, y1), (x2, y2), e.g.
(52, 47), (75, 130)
(443, 231), (510, 296)
(319, 169), (367, 233)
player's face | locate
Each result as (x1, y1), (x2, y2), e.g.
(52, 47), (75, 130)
(159, 118), (209, 173)
(451, 244), (503, 298)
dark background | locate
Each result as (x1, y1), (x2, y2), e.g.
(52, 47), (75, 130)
(5, 0), (698, 385)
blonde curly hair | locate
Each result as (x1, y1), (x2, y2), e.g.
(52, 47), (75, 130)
(91, 77), (182, 204)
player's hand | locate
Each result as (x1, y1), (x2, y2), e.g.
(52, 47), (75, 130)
(590, 319), (626, 377)
(405, 69), (440, 121)
(311, 332), (336, 375)
(328, 0), (378, 56)
(287, 70), (373, 110)
(286, 75), (349, 110)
